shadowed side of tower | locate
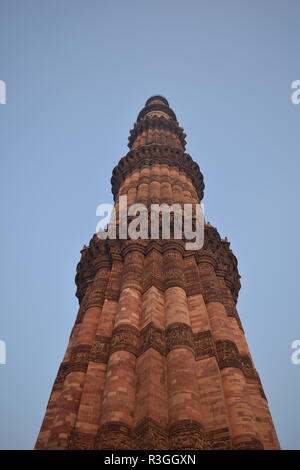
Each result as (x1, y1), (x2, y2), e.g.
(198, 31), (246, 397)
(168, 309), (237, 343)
(35, 96), (280, 450)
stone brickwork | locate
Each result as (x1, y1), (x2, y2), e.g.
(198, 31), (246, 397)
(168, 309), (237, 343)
(35, 96), (280, 450)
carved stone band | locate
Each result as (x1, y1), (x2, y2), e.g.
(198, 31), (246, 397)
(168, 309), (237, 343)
(233, 438), (264, 450)
(69, 344), (91, 373)
(139, 322), (165, 356)
(215, 339), (242, 371)
(134, 417), (169, 450)
(165, 322), (194, 353)
(69, 430), (95, 450)
(110, 324), (140, 356)
(193, 330), (215, 359)
(169, 420), (207, 450)
(90, 335), (110, 363)
(53, 331), (262, 400)
(95, 422), (133, 450)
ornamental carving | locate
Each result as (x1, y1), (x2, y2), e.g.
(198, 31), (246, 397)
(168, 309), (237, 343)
(128, 115), (186, 150)
(105, 262), (123, 301)
(234, 438), (264, 450)
(163, 268), (185, 288)
(110, 325), (139, 356)
(139, 322), (166, 356)
(143, 249), (164, 292)
(215, 340), (242, 370)
(69, 344), (91, 373)
(206, 427), (232, 450)
(53, 362), (70, 389)
(90, 335), (111, 363)
(68, 430), (95, 450)
(193, 330), (215, 360)
(86, 286), (107, 309)
(202, 283), (223, 303)
(95, 422), (133, 450)
(111, 146), (204, 202)
(169, 420), (209, 450)
(165, 323), (194, 354)
(134, 418), (169, 450)
(75, 249), (95, 303)
(240, 354), (257, 379)
(209, 438), (232, 450)
(184, 255), (202, 296)
(136, 103), (177, 123)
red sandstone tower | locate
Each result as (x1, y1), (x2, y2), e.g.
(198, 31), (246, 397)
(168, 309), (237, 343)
(35, 96), (280, 450)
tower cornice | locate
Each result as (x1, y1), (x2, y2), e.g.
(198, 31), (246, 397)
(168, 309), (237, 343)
(137, 95), (177, 122)
(128, 115), (186, 151)
(111, 145), (204, 201)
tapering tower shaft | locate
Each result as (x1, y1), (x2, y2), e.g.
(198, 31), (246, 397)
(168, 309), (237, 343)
(35, 96), (280, 450)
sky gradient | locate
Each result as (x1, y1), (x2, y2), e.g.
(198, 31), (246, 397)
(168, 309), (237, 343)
(0, 0), (299, 449)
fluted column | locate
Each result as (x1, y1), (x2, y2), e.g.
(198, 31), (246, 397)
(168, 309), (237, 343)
(217, 274), (280, 449)
(35, 316), (81, 449)
(163, 242), (206, 450)
(47, 256), (110, 449)
(69, 249), (123, 449)
(134, 244), (169, 449)
(96, 242), (144, 449)
(184, 254), (231, 449)
(197, 253), (262, 450)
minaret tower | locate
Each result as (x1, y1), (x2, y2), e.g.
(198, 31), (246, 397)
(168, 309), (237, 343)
(35, 96), (280, 450)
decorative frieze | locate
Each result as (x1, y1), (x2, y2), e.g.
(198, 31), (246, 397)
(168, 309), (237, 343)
(69, 344), (91, 373)
(110, 325), (140, 356)
(95, 422), (133, 450)
(111, 146), (205, 202)
(128, 115), (186, 151)
(169, 420), (207, 450)
(240, 354), (257, 379)
(53, 362), (70, 389)
(143, 247), (164, 293)
(215, 339), (242, 371)
(206, 427), (232, 450)
(233, 438), (264, 450)
(139, 322), (165, 356)
(121, 245), (145, 292)
(193, 330), (215, 359)
(165, 322), (194, 354)
(184, 255), (202, 296)
(163, 244), (185, 290)
(136, 102), (177, 122)
(85, 266), (110, 310)
(134, 418), (169, 450)
(68, 430), (95, 450)
(105, 261), (123, 301)
(90, 335), (111, 363)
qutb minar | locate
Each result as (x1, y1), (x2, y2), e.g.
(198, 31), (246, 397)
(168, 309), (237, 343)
(36, 96), (280, 450)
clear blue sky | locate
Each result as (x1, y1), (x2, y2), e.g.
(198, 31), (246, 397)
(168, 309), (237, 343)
(0, 0), (299, 450)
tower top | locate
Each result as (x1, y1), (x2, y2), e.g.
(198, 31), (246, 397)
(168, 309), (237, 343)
(145, 95), (169, 106)
(137, 95), (177, 122)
